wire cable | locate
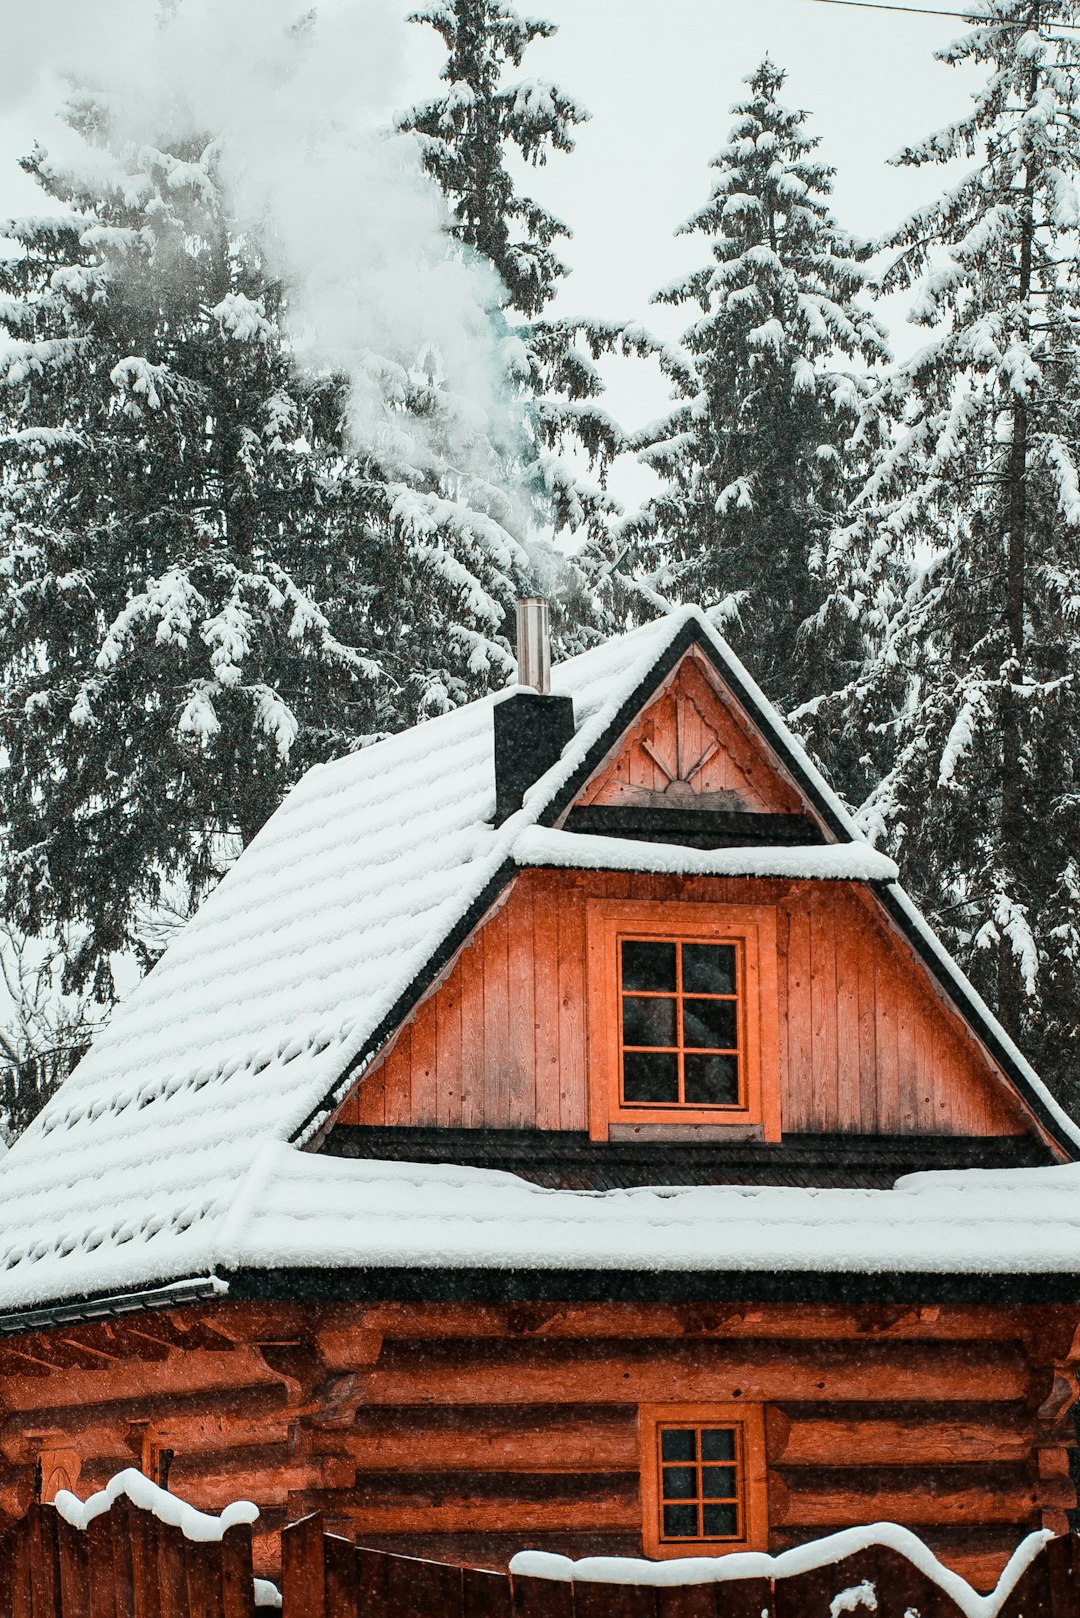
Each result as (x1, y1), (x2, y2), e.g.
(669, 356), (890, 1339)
(779, 0), (1080, 28)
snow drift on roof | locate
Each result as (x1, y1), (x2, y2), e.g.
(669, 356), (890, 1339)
(220, 1145), (1080, 1279)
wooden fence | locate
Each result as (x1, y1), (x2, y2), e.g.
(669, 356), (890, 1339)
(2, 1489), (1079, 1618)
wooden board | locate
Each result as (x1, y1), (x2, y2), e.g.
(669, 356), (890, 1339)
(337, 870), (1031, 1140)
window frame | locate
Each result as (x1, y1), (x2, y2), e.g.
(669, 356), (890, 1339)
(585, 899), (780, 1141)
(639, 1403), (768, 1559)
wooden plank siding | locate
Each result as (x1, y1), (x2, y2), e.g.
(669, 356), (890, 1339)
(337, 870), (1027, 1138)
(0, 1301), (1071, 1593)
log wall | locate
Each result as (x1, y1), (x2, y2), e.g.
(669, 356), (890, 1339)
(336, 870), (1028, 1139)
(0, 1299), (1073, 1594)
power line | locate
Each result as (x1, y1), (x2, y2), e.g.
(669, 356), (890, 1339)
(781, 0), (1080, 28)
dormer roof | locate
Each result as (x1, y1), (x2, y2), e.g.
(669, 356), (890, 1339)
(0, 606), (1075, 1329)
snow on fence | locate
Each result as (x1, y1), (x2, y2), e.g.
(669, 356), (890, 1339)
(2, 1472), (1079, 1618)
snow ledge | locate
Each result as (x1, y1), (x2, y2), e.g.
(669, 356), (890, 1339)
(513, 827), (899, 882)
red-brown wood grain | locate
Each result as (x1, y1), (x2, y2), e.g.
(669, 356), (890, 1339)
(339, 870), (1029, 1139)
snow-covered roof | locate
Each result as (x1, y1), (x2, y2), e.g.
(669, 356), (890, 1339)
(0, 605), (1075, 1324)
(222, 1146), (1080, 1280)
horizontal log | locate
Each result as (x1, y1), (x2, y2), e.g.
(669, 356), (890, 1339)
(773, 1413), (1034, 1467)
(287, 1493), (637, 1534)
(352, 1402), (637, 1435)
(307, 1302), (1043, 1345)
(348, 1469), (638, 1506)
(0, 1348), (280, 1414)
(1, 1379), (289, 1437)
(323, 1423), (638, 1474)
(773, 1464), (1038, 1528)
(361, 1338), (1030, 1405)
(162, 1463), (317, 1509)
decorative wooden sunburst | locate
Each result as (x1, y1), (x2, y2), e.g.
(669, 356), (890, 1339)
(640, 689), (723, 802)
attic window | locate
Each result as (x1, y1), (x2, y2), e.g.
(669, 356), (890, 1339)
(586, 899), (779, 1140)
(640, 1403), (767, 1558)
(621, 939), (741, 1108)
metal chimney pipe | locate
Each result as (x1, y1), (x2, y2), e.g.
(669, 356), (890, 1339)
(515, 596), (551, 695)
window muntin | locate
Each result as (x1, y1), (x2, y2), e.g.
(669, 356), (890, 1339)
(658, 1424), (742, 1542)
(585, 899), (779, 1141)
(639, 1403), (767, 1558)
(620, 938), (742, 1109)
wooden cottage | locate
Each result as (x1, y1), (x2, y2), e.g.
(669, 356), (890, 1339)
(0, 604), (1077, 1591)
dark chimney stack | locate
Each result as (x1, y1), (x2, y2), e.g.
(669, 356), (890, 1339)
(493, 597), (575, 826)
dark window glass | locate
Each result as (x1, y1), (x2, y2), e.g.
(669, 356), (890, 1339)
(702, 1466), (737, 1498)
(682, 998), (738, 1050)
(661, 1429), (696, 1462)
(700, 1428), (736, 1461)
(623, 1051), (679, 1104)
(622, 940), (677, 992)
(662, 1466), (697, 1499)
(623, 996), (677, 1048)
(657, 1424), (743, 1545)
(683, 943), (736, 995)
(701, 1503), (738, 1537)
(663, 1505), (699, 1539)
(684, 1054), (739, 1105)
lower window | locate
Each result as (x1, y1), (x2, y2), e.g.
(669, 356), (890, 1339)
(639, 1403), (767, 1557)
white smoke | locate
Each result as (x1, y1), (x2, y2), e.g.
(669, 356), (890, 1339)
(1, 0), (517, 481)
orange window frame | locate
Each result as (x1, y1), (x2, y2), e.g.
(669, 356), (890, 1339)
(585, 899), (780, 1140)
(639, 1403), (768, 1559)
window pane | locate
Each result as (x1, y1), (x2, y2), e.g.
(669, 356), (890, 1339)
(622, 940), (677, 992)
(702, 1466), (737, 1499)
(701, 1503), (738, 1537)
(683, 942), (736, 995)
(684, 1054), (740, 1105)
(661, 1429), (696, 1462)
(663, 1505), (700, 1539)
(623, 996), (677, 1048)
(623, 1051), (679, 1104)
(683, 998), (738, 1050)
(700, 1428), (736, 1461)
(662, 1466), (697, 1500)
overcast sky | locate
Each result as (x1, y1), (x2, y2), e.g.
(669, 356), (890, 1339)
(402, 0), (982, 507)
(0, 0), (982, 512)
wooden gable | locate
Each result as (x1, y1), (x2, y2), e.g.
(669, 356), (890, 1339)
(328, 637), (1058, 1163)
(335, 868), (1034, 1144)
(576, 649), (804, 818)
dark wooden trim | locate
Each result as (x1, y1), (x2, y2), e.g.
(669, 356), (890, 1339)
(563, 806), (823, 848)
(224, 1265), (1080, 1306)
(320, 1125), (1054, 1190)
(0, 1275), (226, 1338)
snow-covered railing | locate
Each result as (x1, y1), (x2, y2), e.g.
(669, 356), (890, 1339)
(282, 1512), (1078, 1618)
(6, 1473), (1079, 1618)
(4, 1469), (272, 1618)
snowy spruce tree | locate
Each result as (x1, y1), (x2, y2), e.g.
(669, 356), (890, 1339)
(396, 0), (630, 638)
(807, 1), (1080, 1101)
(622, 61), (888, 709)
(0, 109), (386, 1000)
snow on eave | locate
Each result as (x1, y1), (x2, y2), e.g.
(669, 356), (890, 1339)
(513, 827), (898, 883)
(883, 881), (1080, 1155)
